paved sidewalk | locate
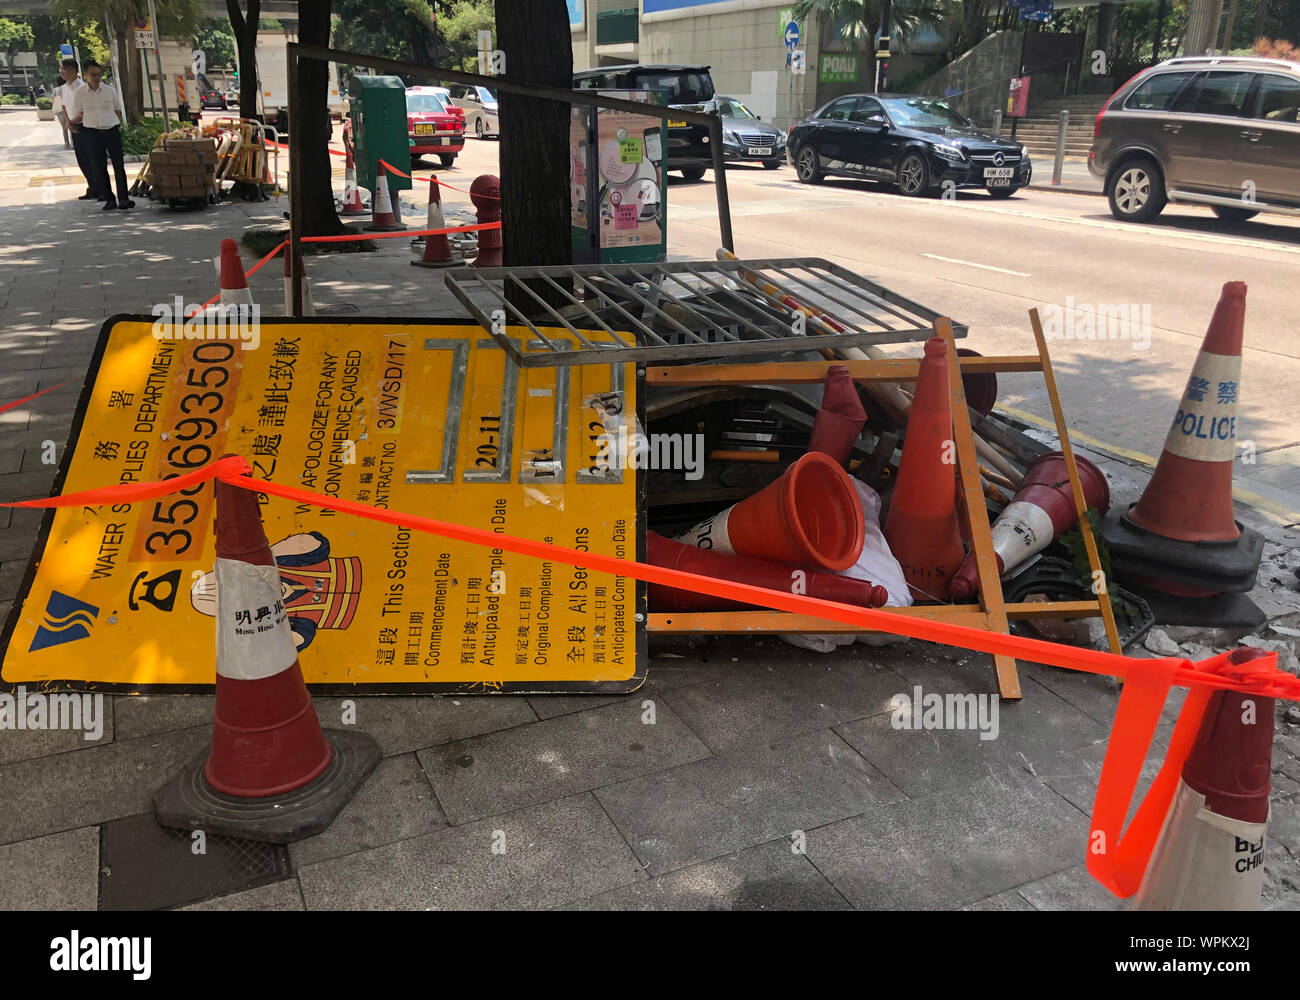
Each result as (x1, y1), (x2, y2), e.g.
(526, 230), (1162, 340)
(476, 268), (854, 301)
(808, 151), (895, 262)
(1, 121), (1298, 911)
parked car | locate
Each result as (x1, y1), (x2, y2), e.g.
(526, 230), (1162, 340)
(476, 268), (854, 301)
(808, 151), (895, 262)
(709, 97), (785, 168)
(1090, 55), (1300, 225)
(405, 86), (465, 166)
(448, 83), (498, 139)
(225, 89), (239, 107)
(199, 86), (227, 110)
(788, 94), (1031, 197)
(574, 63), (715, 180)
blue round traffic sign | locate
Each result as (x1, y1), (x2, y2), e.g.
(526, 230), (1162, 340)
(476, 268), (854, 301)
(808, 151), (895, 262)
(784, 21), (800, 49)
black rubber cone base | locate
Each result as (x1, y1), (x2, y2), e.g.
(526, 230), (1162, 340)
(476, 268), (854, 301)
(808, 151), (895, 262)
(411, 256), (460, 268)
(153, 729), (381, 845)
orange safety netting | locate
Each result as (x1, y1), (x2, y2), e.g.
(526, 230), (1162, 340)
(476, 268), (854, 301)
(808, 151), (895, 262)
(2, 454), (1294, 897)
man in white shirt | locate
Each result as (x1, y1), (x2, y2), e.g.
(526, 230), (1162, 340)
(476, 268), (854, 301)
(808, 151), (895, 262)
(66, 60), (134, 211)
(55, 58), (95, 200)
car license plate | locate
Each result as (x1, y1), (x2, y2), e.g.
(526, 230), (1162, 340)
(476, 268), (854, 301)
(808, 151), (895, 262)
(748, 147), (772, 157)
(414, 123), (434, 135)
(986, 177), (1010, 188)
(668, 119), (686, 128)
(983, 167), (1013, 179)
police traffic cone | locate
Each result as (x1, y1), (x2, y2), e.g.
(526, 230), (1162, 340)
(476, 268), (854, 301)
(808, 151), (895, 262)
(218, 238), (254, 306)
(154, 473), (380, 843)
(1132, 647), (1274, 909)
(340, 144), (367, 216)
(282, 245), (315, 316)
(365, 161), (405, 232)
(471, 174), (503, 267)
(948, 451), (1110, 599)
(648, 531), (887, 612)
(883, 337), (965, 601)
(676, 451), (864, 572)
(412, 179), (457, 268)
(1103, 282), (1264, 596)
(807, 364), (867, 465)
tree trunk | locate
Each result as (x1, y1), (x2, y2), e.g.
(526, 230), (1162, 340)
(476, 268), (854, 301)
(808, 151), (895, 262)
(296, 0), (347, 237)
(1183, 0), (1222, 55)
(495, 0), (573, 313)
(115, 30), (140, 123)
(127, 35), (144, 120)
(1219, 0), (1239, 52)
(1253, 0), (1269, 41)
(227, 0), (261, 119)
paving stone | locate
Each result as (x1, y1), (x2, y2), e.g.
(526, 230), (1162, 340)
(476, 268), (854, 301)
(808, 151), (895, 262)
(1015, 864), (1123, 911)
(565, 838), (851, 911)
(113, 695), (213, 742)
(805, 765), (1084, 909)
(596, 728), (902, 877)
(0, 724), (209, 845)
(0, 690), (113, 765)
(418, 698), (709, 824)
(1032, 730), (1168, 820)
(180, 878), (305, 911)
(289, 753), (446, 869)
(960, 889), (1036, 911)
(0, 826), (99, 909)
(833, 674), (1108, 798)
(311, 695), (537, 757)
(660, 656), (911, 754)
(297, 793), (644, 910)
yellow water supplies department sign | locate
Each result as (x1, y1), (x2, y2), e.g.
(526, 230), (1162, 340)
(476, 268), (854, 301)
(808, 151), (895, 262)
(1, 319), (644, 693)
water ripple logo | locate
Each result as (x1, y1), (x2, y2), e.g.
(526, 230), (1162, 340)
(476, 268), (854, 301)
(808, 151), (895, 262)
(28, 591), (100, 652)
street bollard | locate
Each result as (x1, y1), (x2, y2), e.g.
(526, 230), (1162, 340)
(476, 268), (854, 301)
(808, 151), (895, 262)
(991, 110), (1002, 136)
(471, 174), (503, 268)
(1052, 110), (1069, 185)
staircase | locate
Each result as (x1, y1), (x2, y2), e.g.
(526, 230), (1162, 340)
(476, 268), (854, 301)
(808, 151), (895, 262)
(1005, 94), (1110, 161)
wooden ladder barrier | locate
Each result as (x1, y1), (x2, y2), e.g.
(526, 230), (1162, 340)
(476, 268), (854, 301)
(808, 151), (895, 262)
(643, 312), (1123, 701)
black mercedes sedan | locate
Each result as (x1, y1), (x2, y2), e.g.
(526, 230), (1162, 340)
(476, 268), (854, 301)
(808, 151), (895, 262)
(787, 94), (1031, 197)
(708, 97), (786, 168)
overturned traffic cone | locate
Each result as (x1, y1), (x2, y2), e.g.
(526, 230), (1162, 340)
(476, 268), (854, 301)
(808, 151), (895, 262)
(676, 451), (864, 572)
(1133, 647), (1273, 909)
(412, 179), (456, 268)
(154, 474), (380, 843)
(949, 451), (1110, 599)
(648, 531), (887, 612)
(339, 144), (367, 217)
(282, 245), (315, 316)
(365, 161), (405, 232)
(218, 238), (254, 306)
(1103, 282), (1264, 596)
(471, 173), (503, 267)
(808, 364), (867, 464)
(883, 337), (965, 600)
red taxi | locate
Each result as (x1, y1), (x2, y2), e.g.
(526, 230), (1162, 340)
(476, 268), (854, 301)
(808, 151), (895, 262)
(406, 86), (465, 166)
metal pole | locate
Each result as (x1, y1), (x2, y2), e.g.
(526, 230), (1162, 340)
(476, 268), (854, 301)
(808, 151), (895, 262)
(1051, 109), (1068, 184)
(145, 0), (170, 130)
(288, 45), (303, 316)
(876, 0), (891, 92)
(708, 115), (733, 252)
(992, 110), (1002, 135)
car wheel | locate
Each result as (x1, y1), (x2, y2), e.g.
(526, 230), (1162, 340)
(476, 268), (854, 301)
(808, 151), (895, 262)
(795, 145), (823, 184)
(680, 166), (707, 181)
(474, 117), (484, 138)
(438, 154), (456, 167)
(1211, 205), (1259, 224)
(762, 159), (781, 170)
(1107, 158), (1166, 222)
(896, 152), (929, 196)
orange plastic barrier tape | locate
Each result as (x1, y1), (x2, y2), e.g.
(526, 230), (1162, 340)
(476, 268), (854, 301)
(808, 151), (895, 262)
(3, 455), (1294, 897)
(0, 380), (69, 415)
(378, 159), (500, 200)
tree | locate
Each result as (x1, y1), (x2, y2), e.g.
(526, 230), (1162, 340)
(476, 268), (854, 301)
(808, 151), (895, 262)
(495, 0), (572, 309)
(295, 0), (348, 239)
(195, 17), (237, 69)
(791, 0), (944, 89)
(439, 0), (494, 72)
(0, 18), (35, 85)
(225, 0), (261, 115)
(332, 0), (439, 71)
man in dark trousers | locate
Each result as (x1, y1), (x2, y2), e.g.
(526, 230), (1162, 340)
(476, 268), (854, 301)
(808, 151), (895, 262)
(65, 60), (135, 211)
(56, 58), (95, 200)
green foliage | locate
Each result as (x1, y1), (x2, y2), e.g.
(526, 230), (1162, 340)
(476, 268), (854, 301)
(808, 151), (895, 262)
(121, 114), (167, 155)
(1057, 507), (1112, 593)
(0, 17), (35, 55)
(195, 17), (237, 68)
(440, 0), (495, 72)
(36, 96), (53, 109)
(1, 92), (25, 104)
(333, 0), (439, 67)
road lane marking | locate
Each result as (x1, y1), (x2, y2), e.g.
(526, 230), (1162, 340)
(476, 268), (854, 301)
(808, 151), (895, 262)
(921, 253), (1029, 276)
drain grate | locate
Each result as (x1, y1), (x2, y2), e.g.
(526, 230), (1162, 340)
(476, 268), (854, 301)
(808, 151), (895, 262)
(99, 812), (291, 910)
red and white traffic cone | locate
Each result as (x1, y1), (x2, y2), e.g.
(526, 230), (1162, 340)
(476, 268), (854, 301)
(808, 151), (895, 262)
(366, 161), (405, 232)
(412, 179), (457, 268)
(470, 173), (502, 267)
(283, 245), (315, 316)
(340, 144), (367, 217)
(1133, 647), (1274, 909)
(218, 238), (254, 306)
(154, 473), (380, 843)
